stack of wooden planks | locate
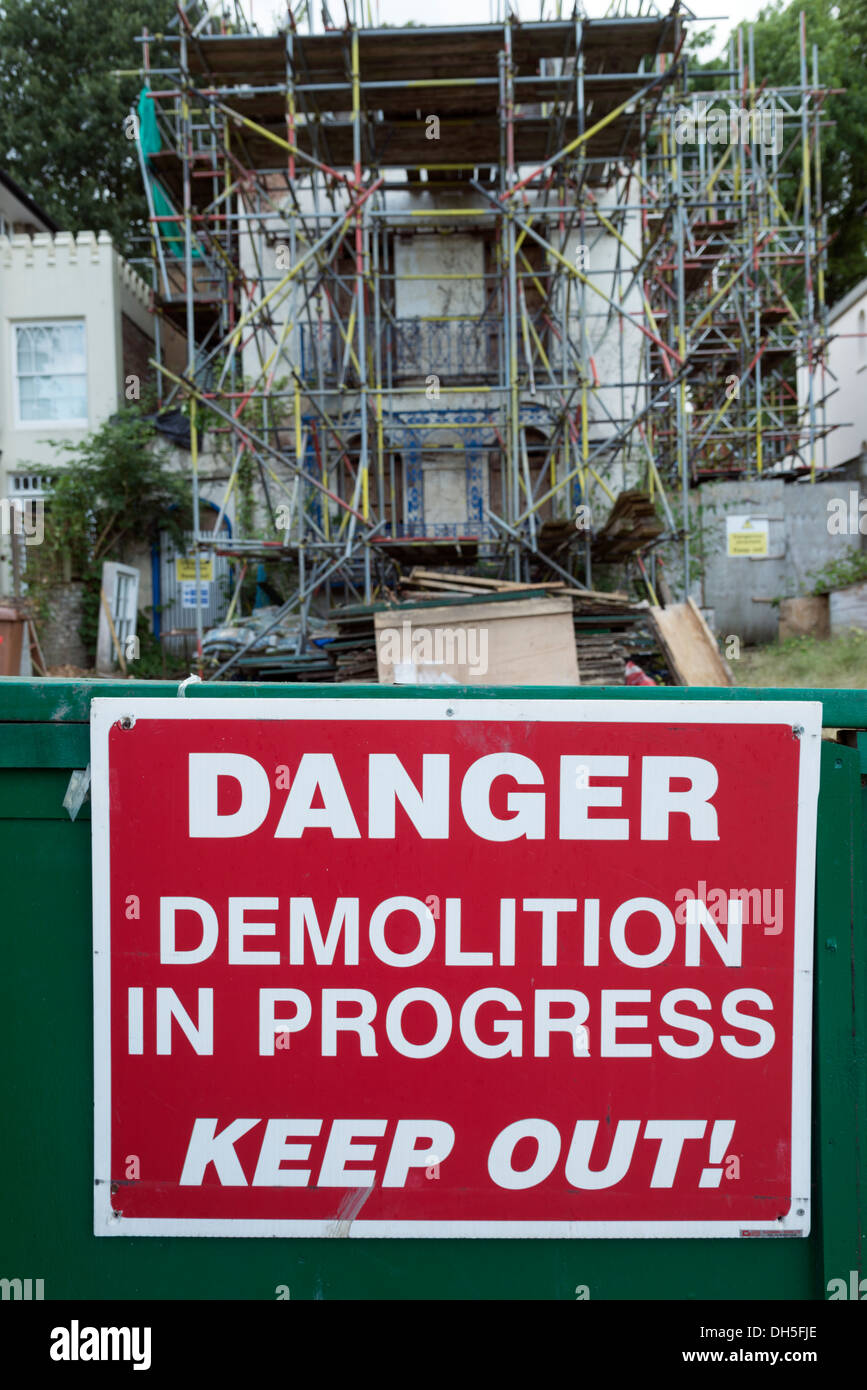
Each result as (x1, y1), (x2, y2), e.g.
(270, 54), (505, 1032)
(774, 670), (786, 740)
(374, 572), (676, 686)
(537, 518), (582, 565)
(394, 568), (567, 602)
(569, 588), (636, 615)
(329, 604), (379, 682)
(567, 588), (645, 685)
(591, 490), (663, 562)
(203, 567), (728, 689)
(574, 636), (629, 685)
(334, 648), (378, 681)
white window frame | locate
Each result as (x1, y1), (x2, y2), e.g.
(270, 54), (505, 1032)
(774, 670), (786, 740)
(12, 319), (88, 429)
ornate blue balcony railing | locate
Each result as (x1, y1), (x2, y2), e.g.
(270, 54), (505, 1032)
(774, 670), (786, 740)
(391, 318), (500, 380)
(382, 521), (500, 539)
(298, 318), (500, 385)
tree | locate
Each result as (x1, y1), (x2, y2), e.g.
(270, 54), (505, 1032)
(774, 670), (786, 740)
(0, 0), (174, 257)
(26, 404), (192, 658)
(695, 0), (867, 304)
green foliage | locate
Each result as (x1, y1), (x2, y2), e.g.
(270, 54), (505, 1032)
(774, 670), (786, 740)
(689, 0), (867, 302)
(752, 0), (866, 304)
(260, 559), (297, 607)
(43, 406), (191, 571)
(808, 547), (867, 594)
(232, 377), (294, 539)
(78, 567), (103, 658)
(0, 0), (174, 256)
(131, 620), (187, 678)
(236, 449), (257, 540)
(736, 628), (867, 688)
(26, 404), (192, 658)
(684, 25), (723, 77)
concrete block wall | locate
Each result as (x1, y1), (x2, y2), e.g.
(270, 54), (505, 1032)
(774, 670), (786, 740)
(689, 479), (864, 644)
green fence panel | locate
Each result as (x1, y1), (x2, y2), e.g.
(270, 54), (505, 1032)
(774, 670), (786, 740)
(0, 679), (863, 1300)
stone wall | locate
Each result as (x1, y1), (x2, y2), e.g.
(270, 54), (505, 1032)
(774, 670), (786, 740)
(41, 581), (89, 668)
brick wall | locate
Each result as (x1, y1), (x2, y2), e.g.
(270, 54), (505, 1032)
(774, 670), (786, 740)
(121, 313), (156, 399)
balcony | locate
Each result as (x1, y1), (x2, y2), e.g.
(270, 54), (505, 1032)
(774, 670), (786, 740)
(298, 317), (501, 386)
(391, 318), (500, 382)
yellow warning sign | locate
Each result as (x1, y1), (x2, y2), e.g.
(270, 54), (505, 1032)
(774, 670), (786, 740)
(728, 531), (768, 556)
(175, 557), (213, 582)
(726, 516), (769, 557)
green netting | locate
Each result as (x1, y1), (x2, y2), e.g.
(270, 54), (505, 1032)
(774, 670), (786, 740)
(138, 90), (201, 260)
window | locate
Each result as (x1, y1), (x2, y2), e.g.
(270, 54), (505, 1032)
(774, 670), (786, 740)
(14, 321), (87, 425)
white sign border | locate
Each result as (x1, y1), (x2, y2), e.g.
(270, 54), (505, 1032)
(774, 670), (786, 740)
(91, 695), (822, 1239)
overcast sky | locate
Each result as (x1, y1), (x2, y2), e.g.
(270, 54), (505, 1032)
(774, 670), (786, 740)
(246, 0), (776, 57)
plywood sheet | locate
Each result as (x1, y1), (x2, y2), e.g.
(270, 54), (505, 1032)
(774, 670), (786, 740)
(374, 597), (579, 686)
(648, 598), (733, 687)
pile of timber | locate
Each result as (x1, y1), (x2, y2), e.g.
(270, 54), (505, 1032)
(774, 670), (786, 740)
(387, 571), (669, 686)
(591, 490), (663, 562)
(334, 648), (378, 681)
(569, 588), (636, 615)
(394, 568), (567, 602)
(569, 588), (645, 685)
(330, 571), (581, 686)
(328, 605), (379, 682)
(219, 569), (731, 689)
(536, 491), (665, 568)
(330, 573), (683, 687)
(536, 518), (581, 564)
(574, 636), (629, 685)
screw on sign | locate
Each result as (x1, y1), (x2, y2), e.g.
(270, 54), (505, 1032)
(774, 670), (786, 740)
(90, 697), (821, 1237)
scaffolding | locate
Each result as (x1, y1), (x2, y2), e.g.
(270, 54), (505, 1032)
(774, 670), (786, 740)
(131, 1), (834, 668)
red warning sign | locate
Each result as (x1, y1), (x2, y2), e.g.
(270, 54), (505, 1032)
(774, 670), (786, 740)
(91, 696), (820, 1237)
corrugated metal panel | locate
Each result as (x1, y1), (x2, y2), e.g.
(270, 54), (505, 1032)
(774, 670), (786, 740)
(159, 528), (232, 657)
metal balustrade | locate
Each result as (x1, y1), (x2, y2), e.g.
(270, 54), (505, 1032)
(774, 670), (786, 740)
(299, 318), (501, 385)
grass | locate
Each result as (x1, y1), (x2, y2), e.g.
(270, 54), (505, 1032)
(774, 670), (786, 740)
(734, 629), (867, 689)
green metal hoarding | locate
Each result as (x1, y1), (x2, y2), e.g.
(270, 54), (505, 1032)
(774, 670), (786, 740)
(0, 678), (863, 1299)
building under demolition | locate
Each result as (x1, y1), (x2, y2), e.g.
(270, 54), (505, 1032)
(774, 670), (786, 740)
(131, 2), (834, 669)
